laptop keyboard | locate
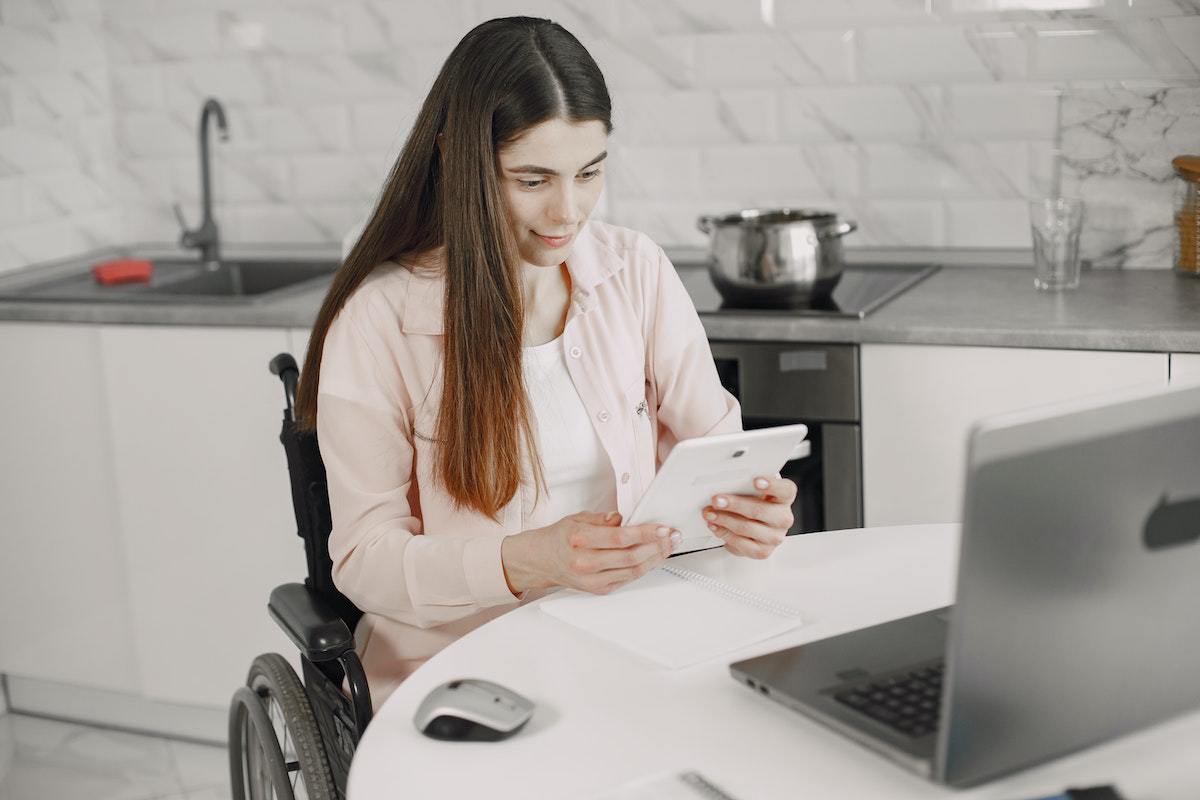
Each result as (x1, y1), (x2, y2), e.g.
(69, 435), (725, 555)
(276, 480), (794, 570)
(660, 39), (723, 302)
(833, 662), (944, 738)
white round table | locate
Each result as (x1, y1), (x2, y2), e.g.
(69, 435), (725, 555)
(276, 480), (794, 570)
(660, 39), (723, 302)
(347, 523), (1200, 799)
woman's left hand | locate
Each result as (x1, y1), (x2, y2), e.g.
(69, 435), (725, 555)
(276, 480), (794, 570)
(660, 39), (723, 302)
(702, 475), (798, 559)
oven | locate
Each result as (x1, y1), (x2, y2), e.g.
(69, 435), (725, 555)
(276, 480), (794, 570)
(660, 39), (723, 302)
(709, 341), (862, 535)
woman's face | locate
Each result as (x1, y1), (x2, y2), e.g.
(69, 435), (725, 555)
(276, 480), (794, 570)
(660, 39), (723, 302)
(497, 117), (608, 269)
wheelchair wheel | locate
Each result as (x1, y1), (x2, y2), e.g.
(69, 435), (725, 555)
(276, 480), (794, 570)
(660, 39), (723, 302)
(229, 653), (336, 800)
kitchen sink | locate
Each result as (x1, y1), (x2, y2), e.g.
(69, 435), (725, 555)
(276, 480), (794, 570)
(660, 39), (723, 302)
(0, 257), (340, 304)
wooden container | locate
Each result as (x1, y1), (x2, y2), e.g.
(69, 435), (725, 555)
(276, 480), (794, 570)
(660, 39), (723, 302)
(1174, 156), (1200, 275)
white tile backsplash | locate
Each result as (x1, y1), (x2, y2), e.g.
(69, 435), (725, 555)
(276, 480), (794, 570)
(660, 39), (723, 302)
(114, 110), (193, 157)
(0, 84), (12, 127)
(342, 0), (485, 48)
(349, 98), (417, 151)
(780, 86), (944, 143)
(588, 36), (694, 90)
(289, 153), (376, 202)
(0, 25), (60, 72)
(608, 145), (703, 200)
(103, 13), (221, 64)
(111, 65), (165, 111)
(617, 0), (776, 35)
(844, 199), (946, 246)
(687, 32), (844, 87)
(1162, 15), (1200, 71)
(962, 25), (1029, 80)
(1029, 24), (1162, 79)
(0, 126), (76, 169)
(945, 198), (1030, 247)
(217, 6), (341, 56)
(861, 26), (995, 81)
(0, 176), (22, 226)
(774, 0), (935, 28)
(947, 84), (1060, 139)
(701, 144), (825, 197)
(259, 104), (352, 153)
(615, 90), (747, 145)
(0, 0), (1197, 273)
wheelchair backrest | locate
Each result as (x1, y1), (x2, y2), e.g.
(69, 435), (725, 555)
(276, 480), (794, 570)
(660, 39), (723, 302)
(278, 414), (364, 631)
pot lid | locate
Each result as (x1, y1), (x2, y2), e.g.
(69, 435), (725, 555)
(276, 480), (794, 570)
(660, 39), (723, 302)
(701, 208), (840, 227)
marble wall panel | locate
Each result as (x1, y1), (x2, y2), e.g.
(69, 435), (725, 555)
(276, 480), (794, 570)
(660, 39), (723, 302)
(1060, 84), (1200, 267)
(1, 0), (1198, 274)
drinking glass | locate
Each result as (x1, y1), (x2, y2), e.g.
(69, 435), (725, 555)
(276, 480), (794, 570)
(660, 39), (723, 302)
(1029, 198), (1084, 291)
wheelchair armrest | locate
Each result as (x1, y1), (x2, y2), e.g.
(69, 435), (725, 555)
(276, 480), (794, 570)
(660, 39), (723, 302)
(268, 583), (355, 663)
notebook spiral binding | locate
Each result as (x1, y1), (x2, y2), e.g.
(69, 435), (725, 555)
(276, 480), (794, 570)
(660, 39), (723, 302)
(661, 565), (803, 619)
(677, 771), (742, 800)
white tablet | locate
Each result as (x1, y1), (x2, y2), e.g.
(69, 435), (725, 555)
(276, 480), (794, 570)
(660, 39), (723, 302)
(627, 424), (810, 556)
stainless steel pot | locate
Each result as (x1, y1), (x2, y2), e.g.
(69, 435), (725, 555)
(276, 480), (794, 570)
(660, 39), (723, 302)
(697, 208), (858, 308)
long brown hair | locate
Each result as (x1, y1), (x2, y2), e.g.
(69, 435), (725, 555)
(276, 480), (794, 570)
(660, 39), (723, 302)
(294, 17), (613, 519)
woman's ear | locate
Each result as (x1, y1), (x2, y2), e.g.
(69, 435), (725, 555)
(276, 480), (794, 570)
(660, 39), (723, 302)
(436, 132), (445, 153)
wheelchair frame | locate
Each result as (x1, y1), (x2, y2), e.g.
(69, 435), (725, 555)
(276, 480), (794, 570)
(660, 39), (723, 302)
(228, 353), (374, 800)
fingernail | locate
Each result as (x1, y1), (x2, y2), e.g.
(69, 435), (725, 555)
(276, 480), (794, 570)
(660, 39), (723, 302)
(670, 531), (682, 545)
(755, 478), (769, 490)
(605, 511), (620, 522)
(656, 526), (670, 539)
(714, 496), (728, 508)
(705, 511), (717, 521)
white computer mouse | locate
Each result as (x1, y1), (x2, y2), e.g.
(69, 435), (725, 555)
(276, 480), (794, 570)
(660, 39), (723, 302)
(413, 678), (535, 741)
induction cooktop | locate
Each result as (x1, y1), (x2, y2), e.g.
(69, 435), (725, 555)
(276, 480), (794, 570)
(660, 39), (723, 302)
(677, 263), (939, 319)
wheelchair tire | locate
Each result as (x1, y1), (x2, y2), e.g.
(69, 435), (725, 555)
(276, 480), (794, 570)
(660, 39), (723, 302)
(230, 653), (337, 800)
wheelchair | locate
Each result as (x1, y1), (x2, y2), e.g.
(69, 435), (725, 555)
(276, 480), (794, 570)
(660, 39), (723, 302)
(227, 353), (373, 800)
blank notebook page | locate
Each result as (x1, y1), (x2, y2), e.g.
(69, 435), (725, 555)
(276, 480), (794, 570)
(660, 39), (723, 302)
(538, 564), (805, 669)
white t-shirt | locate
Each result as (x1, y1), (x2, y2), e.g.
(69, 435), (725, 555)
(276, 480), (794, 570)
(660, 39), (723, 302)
(520, 335), (617, 525)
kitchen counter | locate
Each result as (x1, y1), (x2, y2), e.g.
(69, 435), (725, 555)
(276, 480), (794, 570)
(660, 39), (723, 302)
(686, 259), (1200, 352)
(1, 245), (1198, 353)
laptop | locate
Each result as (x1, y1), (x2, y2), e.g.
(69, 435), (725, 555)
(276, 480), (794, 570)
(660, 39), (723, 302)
(730, 380), (1200, 787)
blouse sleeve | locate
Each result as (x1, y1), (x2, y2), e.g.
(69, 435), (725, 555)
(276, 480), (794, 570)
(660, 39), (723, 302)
(643, 243), (743, 462)
(316, 303), (519, 631)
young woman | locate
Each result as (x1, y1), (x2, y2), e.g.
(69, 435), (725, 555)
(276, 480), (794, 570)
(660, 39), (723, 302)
(294, 17), (798, 708)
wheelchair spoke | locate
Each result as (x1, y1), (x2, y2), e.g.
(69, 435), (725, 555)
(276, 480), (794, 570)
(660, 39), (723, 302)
(239, 654), (333, 800)
(265, 694), (310, 800)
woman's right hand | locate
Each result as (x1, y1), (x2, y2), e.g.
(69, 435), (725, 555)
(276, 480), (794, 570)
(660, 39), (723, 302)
(501, 511), (682, 596)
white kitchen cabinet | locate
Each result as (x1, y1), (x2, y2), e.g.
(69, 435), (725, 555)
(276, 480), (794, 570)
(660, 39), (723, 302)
(98, 325), (305, 708)
(1170, 353), (1200, 383)
(0, 322), (140, 693)
(861, 344), (1169, 527)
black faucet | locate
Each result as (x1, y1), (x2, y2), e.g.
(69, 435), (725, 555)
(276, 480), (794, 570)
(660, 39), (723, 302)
(174, 98), (228, 265)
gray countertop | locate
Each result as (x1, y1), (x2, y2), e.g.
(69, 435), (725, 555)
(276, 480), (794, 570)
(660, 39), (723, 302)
(2, 244), (1198, 353)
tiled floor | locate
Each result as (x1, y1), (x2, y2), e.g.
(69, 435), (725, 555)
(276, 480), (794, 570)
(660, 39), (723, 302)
(0, 712), (230, 800)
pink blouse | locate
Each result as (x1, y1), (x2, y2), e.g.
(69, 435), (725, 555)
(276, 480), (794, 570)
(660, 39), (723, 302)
(317, 220), (741, 708)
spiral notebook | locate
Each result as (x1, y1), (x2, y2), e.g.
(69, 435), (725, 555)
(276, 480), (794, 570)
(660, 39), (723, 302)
(539, 564), (805, 669)
(584, 769), (743, 800)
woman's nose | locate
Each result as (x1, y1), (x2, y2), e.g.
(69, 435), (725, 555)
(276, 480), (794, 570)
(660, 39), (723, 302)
(547, 184), (581, 225)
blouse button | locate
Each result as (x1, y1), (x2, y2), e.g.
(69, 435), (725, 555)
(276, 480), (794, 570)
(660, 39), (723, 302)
(597, 410), (611, 423)
(569, 346), (582, 359)
(620, 472), (631, 484)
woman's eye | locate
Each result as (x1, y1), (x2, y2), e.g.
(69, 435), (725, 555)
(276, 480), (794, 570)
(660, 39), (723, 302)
(579, 169), (601, 181)
(518, 178), (543, 189)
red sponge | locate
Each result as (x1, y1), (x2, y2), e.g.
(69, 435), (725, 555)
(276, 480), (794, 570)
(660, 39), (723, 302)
(93, 258), (153, 285)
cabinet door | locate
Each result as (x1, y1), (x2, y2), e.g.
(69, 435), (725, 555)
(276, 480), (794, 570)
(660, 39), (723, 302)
(1170, 353), (1200, 383)
(861, 344), (1168, 527)
(100, 325), (304, 707)
(0, 322), (139, 692)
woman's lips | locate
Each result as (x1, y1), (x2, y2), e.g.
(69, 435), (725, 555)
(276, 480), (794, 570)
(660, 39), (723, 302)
(535, 231), (572, 248)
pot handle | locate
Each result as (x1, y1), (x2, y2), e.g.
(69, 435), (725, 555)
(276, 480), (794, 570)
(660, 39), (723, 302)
(818, 220), (858, 239)
(697, 215), (716, 234)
